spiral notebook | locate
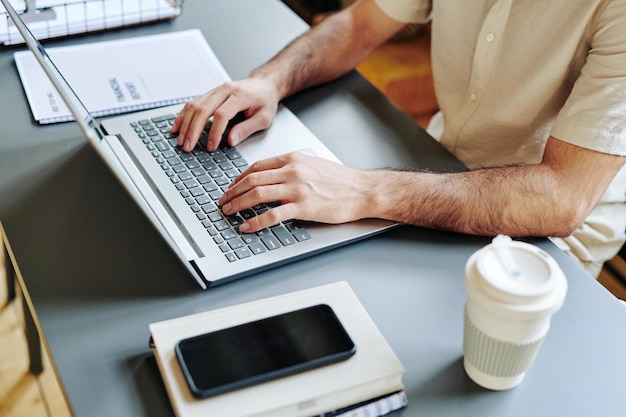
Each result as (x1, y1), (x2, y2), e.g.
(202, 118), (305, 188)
(13, 29), (224, 124)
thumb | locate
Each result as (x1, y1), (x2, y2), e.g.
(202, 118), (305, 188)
(228, 113), (274, 146)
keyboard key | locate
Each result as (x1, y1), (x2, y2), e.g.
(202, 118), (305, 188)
(248, 242), (267, 255)
(178, 172), (193, 182)
(221, 229), (238, 240)
(226, 150), (242, 160)
(196, 175), (213, 185)
(293, 230), (312, 242)
(203, 183), (218, 192)
(214, 220), (230, 231)
(167, 157), (182, 167)
(208, 190), (222, 200)
(195, 195), (211, 206)
(183, 179), (199, 189)
(271, 225), (295, 246)
(208, 212), (223, 222)
(234, 247), (252, 259)
(202, 203), (219, 214)
(227, 215), (244, 227)
(285, 221), (304, 232)
(261, 235), (281, 251)
(240, 209), (256, 220)
(151, 114), (176, 123)
(228, 238), (245, 250)
(241, 233), (258, 244)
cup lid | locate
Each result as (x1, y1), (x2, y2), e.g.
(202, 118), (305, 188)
(476, 235), (558, 300)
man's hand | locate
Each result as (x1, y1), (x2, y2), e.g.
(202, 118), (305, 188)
(218, 152), (371, 233)
(171, 77), (281, 152)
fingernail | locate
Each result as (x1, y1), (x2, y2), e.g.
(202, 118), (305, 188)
(222, 202), (232, 213)
(231, 133), (240, 146)
(239, 223), (250, 232)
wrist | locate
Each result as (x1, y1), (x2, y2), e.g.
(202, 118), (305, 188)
(249, 66), (289, 102)
(359, 170), (394, 220)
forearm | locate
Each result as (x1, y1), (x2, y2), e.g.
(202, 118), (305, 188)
(364, 166), (584, 238)
(250, 0), (404, 100)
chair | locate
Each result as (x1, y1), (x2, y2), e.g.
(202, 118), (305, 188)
(1, 222), (43, 375)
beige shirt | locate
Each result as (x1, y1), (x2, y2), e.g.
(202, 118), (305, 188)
(374, 0), (626, 275)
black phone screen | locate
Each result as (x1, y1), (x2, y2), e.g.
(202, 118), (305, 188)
(175, 304), (356, 398)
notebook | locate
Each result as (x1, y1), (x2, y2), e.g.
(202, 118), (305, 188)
(148, 281), (406, 417)
(14, 30), (224, 124)
(2, 0), (397, 289)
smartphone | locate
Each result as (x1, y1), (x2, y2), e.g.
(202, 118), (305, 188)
(175, 304), (356, 398)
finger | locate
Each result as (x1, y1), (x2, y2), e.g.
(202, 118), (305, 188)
(239, 203), (298, 233)
(176, 90), (228, 151)
(182, 107), (213, 152)
(171, 106), (185, 134)
(225, 110), (274, 147)
(207, 106), (243, 151)
(172, 107), (187, 146)
(175, 103), (202, 149)
(227, 155), (293, 189)
(221, 158), (294, 207)
(220, 176), (286, 215)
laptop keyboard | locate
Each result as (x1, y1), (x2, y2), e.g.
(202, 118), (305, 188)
(130, 114), (311, 262)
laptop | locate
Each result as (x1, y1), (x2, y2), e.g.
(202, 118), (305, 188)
(2, 0), (397, 289)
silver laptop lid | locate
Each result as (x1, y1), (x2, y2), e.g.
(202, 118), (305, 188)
(2, 0), (210, 288)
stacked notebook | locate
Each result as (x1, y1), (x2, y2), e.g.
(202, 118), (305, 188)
(149, 282), (407, 417)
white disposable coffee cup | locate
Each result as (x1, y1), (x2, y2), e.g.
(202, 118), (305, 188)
(463, 235), (567, 390)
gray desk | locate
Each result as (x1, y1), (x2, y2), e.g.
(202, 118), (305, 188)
(1, 1), (625, 416)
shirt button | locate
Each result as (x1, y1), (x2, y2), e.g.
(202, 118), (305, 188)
(469, 92), (478, 102)
(486, 33), (495, 42)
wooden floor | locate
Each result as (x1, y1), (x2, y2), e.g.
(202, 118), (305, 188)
(1, 245), (71, 417)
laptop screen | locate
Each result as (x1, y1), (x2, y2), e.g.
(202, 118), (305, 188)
(1, 0), (103, 143)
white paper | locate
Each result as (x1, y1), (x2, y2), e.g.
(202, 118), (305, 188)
(13, 29), (230, 124)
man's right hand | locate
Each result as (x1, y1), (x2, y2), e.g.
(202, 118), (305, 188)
(171, 76), (281, 152)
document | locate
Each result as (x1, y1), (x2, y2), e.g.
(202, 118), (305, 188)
(13, 29), (229, 124)
(1, 0), (181, 45)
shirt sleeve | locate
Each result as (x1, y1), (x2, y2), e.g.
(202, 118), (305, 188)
(373, 0), (432, 24)
(551, 0), (626, 156)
